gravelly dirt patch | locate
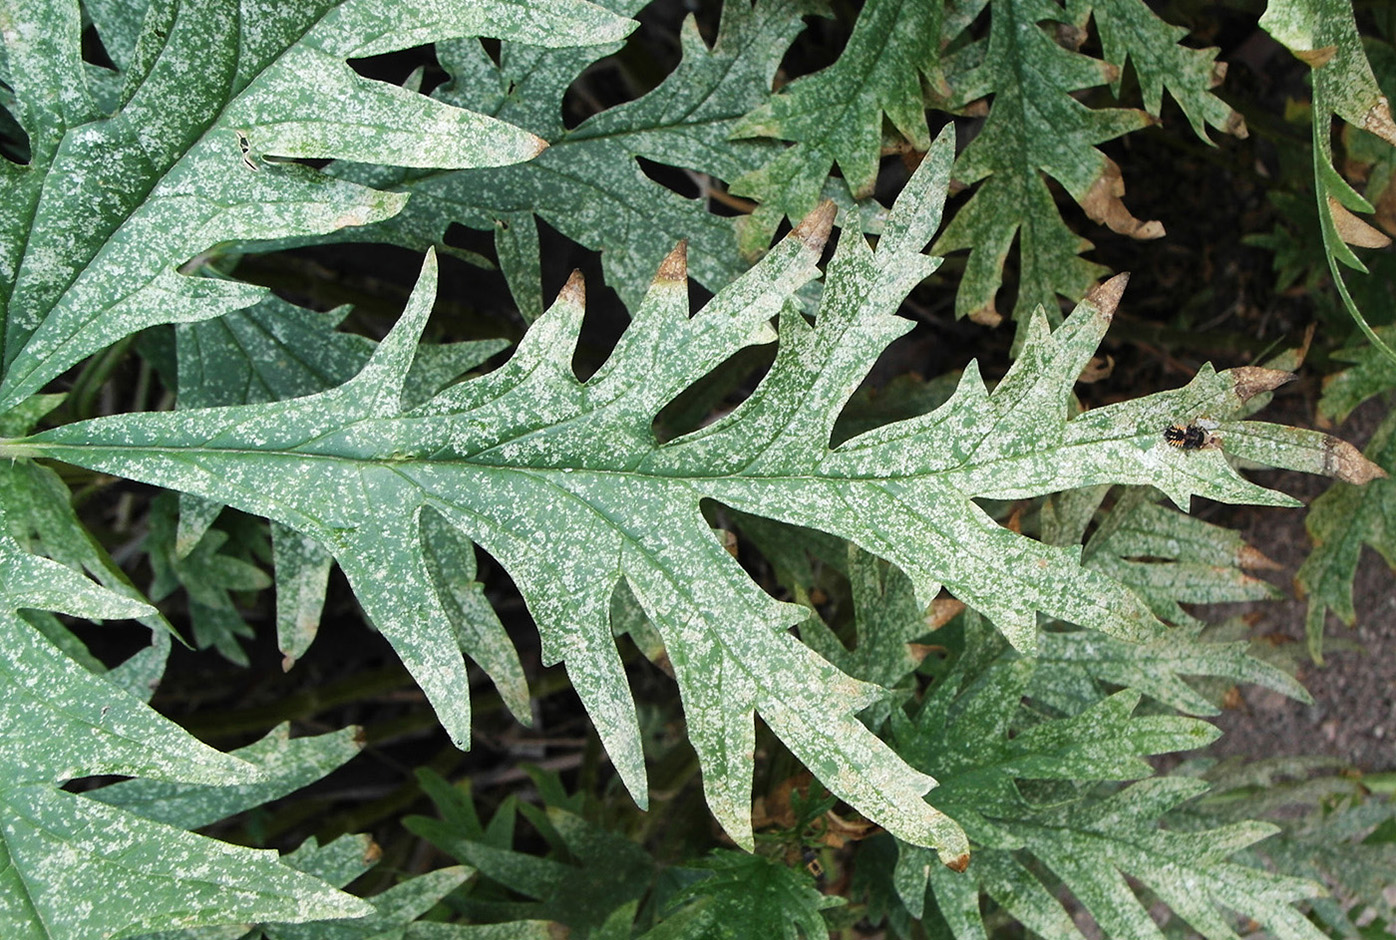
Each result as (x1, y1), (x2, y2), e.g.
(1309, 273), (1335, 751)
(1206, 395), (1396, 772)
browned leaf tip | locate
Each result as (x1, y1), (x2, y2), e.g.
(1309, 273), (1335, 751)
(716, 528), (739, 558)
(557, 268), (586, 307)
(528, 134), (550, 158)
(945, 852), (971, 873)
(1081, 159), (1166, 240)
(281, 653), (296, 673)
(1328, 195), (1392, 248)
(1295, 44), (1337, 68)
(1374, 177), (1396, 236)
(351, 725), (368, 748)
(925, 597), (965, 631)
(1322, 435), (1388, 485)
(1055, 22), (1087, 51)
(1366, 96), (1396, 148)
(657, 240), (688, 284)
(968, 304), (1003, 327)
(363, 840), (384, 865)
(906, 642), (947, 665)
(1085, 272), (1130, 322)
(1238, 544), (1282, 571)
(791, 200), (837, 256)
(1230, 366), (1295, 402)
(1223, 108), (1249, 139)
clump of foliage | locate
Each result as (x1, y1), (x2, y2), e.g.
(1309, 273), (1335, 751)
(2, 0), (1396, 937)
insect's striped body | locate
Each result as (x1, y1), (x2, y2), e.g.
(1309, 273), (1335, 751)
(1163, 423), (1208, 450)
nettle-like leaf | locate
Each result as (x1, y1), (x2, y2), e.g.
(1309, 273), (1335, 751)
(406, 767), (835, 940)
(726, 0), (940, 254)
(730, 0), (1243, 329)
(325, 0), (811, 316)
(0, 534), (371, 938)
(1261, 0), (1396, 362)
(146, 493), (271, 667)
(1064, 0), (1246, 142)
(0, 0), (635, 411)
(1317, 323), (1396, 423)
(929, 0), (1163, 329)
(889, 642), (1328, 940)
(9, 128), (1379, 865)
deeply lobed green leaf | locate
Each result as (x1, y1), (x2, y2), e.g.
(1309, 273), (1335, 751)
(0, 0), (634, 411)
(11, 125), (1374, 868)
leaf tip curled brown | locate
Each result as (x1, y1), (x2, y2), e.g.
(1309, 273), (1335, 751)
(945, 852), (971, 873)
(1230, 366), (1295, 402)
(558, 269), (586, 307)
(657, 240), (688, 284)
(791, 200), (837, 256)
(1086, 272), (1130, 321)
(528, 133), (550, 158)
(281, 653), (296, 673)
(1323, 436), (1388, 485)
(363, 840), (383, 865)
(1082, 160), (1165, 239)
(1328, 195), (1392, 248)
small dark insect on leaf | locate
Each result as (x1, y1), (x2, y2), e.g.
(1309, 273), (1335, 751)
(802, 846), (825, 881)
(235, 131), (258, 171)
(1163, 423), (1208, 450)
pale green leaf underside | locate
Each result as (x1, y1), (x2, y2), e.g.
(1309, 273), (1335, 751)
(0, 0), (634, 411)
(16, 128), (1321, 863)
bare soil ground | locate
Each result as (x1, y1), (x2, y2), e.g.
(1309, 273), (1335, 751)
(1207, 395), (1396, 772)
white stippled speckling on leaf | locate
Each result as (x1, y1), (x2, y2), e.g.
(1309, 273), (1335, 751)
(0, 537), (372, 936)
(12, 127), (1378, 868)
(0, 0), (635, 411)
(84, 722), (360, 830)
(889, 639), (1328, 940)
(320, 0), (810, 315)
